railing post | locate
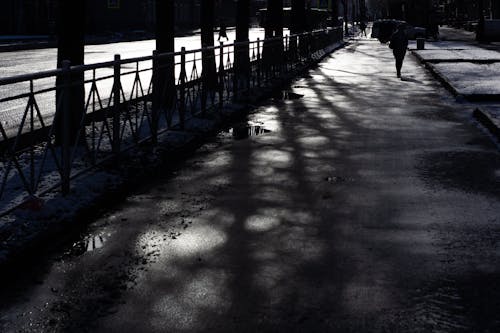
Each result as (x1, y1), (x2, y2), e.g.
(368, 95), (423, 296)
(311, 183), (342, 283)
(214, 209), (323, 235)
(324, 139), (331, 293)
(201, 49), (207, 115)
(61, 60), (71, 195)
(218, 41), (224, 109)
(29, 80), (35, 194)
(151, 50), (159, 144)
(256, 38), (261, 87)
(246, 40), (251, 90)
(308, 31), (313, 61)
(232, 40), (238, 100)
(179, 47), (186, 130)
(113, 54), (121, 154)
(284, 35), (289, 73)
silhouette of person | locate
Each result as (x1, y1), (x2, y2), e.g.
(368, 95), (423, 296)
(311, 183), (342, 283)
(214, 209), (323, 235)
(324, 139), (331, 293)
(218, 21), (228, 42)
(389, 24), (408, 78)
(359, 21), (367, 37)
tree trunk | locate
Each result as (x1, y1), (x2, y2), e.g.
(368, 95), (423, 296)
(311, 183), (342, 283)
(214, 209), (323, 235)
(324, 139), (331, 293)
(154, 0), (175, 114)
(330, 0), (340, 26)
(291, 0), (306, 59)
(201, 0), (217, 98)
(494, 0), (500, 19)
(55, 0), (85, 146)
(352, 2), (356, 25)
(235, 0), (250, 90)
(264, 0), (284, 70)
(477, 0), (485, 41)
(291, 0), (306, 34)
(342, 0), (349, 36)
(359, 0), (366, 22)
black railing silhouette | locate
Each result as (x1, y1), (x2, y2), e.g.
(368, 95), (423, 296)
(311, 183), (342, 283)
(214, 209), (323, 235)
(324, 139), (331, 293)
(0, 27), (343, 215)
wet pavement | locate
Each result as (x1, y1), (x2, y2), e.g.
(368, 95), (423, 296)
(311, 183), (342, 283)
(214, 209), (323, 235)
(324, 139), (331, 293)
(1, 37), (500, 332)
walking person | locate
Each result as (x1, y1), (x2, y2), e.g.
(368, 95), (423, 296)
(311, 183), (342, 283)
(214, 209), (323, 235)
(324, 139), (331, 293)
(359, 21), (367, 37)
(389, 24), (408, 78)
(218, 21), (228, 42)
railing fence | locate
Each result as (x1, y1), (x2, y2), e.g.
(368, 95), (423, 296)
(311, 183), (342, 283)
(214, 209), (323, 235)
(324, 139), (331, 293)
(0, 27), (343, 216)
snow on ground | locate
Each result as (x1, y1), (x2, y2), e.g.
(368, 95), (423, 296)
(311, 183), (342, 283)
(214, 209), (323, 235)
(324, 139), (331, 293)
(408, 40), (482, 51)
(414, 48), (500, 61)
(430, 62), (500, 96)
(408, 28), (500, 139)
(410, 40), (500, 96)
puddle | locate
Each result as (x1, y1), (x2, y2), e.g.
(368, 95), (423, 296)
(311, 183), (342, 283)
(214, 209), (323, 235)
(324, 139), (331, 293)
(272, 91), (304, 101)
(325, 176), (346, 183)
(224, 123), (271, 140)
(66, 233), (109, 257)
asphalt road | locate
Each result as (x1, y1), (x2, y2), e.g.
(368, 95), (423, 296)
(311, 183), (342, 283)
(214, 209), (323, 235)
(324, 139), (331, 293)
(0, 28), (273, 77)
(1, 37), (500, 332)
(0, 28), (275, 131)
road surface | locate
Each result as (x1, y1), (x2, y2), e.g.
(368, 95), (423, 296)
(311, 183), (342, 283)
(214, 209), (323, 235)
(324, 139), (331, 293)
(0, 28), (282, 131)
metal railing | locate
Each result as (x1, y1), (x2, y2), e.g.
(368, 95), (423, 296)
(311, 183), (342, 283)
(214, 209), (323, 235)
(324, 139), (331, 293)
(0, 27), (343, 215)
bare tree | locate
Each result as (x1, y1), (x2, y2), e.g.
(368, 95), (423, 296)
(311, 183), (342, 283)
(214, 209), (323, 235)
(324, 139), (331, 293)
(55, 0), (85, 145)
(477, 0), (485, 41)
(154, 0), (175, 116)
(330, 0), (340, 26)
(201, 0), (217, 107)
(291, 0), (306, 59)
(235, 0), (250, 90)
(340, 0), (349, 36)
(359, 0), (367, 22)
(494, 0), (500, 19)
(291, 0), (306, 34)
(264, 0), (284, 69)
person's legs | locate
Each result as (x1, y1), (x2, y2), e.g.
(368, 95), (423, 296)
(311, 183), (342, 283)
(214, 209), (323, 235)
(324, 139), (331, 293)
(395, 57), (403, 77)
(394, 51), (406, 78)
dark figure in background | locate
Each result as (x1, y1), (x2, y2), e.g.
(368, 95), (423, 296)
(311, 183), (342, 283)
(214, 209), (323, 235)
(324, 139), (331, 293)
(389, 25), (408, 78)
(359, 21), (367, 37)
(218, 21), (228, 42)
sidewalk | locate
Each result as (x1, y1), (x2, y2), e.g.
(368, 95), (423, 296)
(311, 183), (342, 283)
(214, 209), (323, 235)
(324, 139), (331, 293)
(409, 25), (500, 141)
(1, 38), (499, 332)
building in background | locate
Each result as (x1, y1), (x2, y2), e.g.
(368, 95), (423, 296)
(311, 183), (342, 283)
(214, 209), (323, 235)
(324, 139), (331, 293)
(85, 0), (151, 34)
(365, 0), (500, 25)
(6, 0), (496, 37)
(0, 0), (56, 35)
(0, 0), (237, 36)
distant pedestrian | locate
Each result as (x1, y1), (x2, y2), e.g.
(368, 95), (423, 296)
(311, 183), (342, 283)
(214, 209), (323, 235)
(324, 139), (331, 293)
(359, 21), (367, 37)
(218, 21), (228, 42)
(389, 24), (408, 78)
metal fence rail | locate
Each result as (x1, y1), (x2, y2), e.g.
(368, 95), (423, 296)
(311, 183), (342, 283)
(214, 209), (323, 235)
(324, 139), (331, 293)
(0, 27), (343, 215)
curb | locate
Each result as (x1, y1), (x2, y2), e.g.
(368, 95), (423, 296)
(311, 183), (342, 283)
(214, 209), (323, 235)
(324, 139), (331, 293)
(410, 50), (500, 64)
(410, 49), (461, 98)
(473, 107), (500, 142)
(411, 49), (500, 102)
(411, 49), (500, 142)
(0, 42), (55, 52)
